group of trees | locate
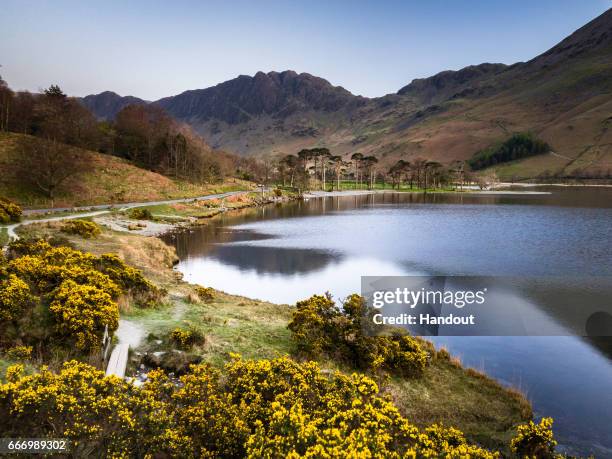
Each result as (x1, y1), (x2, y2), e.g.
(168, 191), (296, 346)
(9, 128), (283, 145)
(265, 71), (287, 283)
(0, 75), (246, 202)
(276, 148), (379, 191)
(273, 146), (468, 191)
(468, 133), (551, 170)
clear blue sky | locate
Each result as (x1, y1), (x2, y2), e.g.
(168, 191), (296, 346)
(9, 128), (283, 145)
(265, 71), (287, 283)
(1, 0), (609, 100)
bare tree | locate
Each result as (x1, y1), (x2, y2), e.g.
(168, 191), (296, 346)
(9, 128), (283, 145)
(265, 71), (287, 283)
(17, 137), (90, 207)
(0, 73), (13, 132)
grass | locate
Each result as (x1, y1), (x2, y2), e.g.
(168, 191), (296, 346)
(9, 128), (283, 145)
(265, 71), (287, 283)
(388, 358), (531, 451)
(15, 219), (531, 453)
(124, 292), (293, 368)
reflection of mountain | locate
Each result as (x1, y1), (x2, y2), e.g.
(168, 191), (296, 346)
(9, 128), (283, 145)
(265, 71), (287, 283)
(207, 244), (341, 276)
(167, 227), (274, 259)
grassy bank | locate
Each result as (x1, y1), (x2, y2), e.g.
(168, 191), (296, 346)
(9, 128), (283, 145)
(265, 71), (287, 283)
(15, 217), (531, 453)
(0, 132), (254, 209)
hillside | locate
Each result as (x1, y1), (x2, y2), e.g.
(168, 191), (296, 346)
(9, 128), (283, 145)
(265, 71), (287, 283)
(0, 133), (250, 208)
(81, 9), (612, 179)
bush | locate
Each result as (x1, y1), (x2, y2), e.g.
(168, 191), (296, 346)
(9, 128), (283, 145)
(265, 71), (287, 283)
(1, 239), (158, 358)
(195, 286), (215, 302)
(0, 198), (22, 223)
(128, 208), (153, 220)
(510, 417), (558, 458)
(5, 345), (33, 361)
(288, 294), (429, 377)
(169, 327), (205, 350)
(49, 280), (119, 351)
(0, 274), (34, 322)
(0, 356), (504, 458)
(61, 219), (101, 238)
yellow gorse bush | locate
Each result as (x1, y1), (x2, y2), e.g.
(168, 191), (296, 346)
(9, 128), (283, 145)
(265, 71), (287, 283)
(195, 285), (215, 302)
(60, 219), (101, 238)
(0, 239), (160, 355)
(0, 355), (530, 458)
(510, 417), (559, 458)
(5, 345), (33, 360)
(49, 280), (119, 350)
(288, 294), (430, 377)
(0, 197), (22, 224)
(169, 327), (205, 350)
(0, 274), (34, 321)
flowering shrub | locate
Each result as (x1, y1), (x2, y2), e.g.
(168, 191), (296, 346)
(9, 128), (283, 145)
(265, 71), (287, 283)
(96, 253), (160, 305)
(0, 197), (22, 223)
(61, 219), (101, 238)
(510, 417), (558, 458)
(1, 239), (158, 357)
(0, 274), (34, 321)
(288, 294), (430, 376)
(195, 286), (215, 302)
(49, 280), (119, 351)
(5, 345), (33, 361)
(170, 327), (205, 349)
(0, 356), (518, 458)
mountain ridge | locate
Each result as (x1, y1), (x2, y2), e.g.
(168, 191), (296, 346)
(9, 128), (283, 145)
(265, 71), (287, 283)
(79, 8), (612, 178)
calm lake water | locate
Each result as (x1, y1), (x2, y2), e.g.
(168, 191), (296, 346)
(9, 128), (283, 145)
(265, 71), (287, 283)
(164, 187), (612, 457)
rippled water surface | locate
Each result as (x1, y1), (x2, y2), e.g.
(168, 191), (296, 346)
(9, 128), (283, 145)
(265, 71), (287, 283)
(164, 187), (612, 456)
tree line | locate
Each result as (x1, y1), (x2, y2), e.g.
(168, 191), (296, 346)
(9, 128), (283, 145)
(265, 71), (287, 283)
(0, 75), (248, 202)
(468, 132), (551, 170)
(273, 147), (470, 191)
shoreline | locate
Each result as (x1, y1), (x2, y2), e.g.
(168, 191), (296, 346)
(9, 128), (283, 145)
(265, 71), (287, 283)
(303, 188), (552, 198)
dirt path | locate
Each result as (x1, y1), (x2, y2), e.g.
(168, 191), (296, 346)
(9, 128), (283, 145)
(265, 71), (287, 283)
(1, 190), (249, 244)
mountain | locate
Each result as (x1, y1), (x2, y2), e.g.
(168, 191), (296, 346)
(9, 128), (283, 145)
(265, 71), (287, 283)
(80, 91), (148, 120)
(397, 63), (508, 105)
(81, 9), (612, 179)
(157, 70), (365, 124)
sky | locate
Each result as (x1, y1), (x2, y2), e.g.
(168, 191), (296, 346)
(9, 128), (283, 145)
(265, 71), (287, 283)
(1, 0), (610, 100)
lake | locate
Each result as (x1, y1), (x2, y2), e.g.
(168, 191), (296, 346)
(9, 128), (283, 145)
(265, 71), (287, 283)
(163, 187), (612, 457)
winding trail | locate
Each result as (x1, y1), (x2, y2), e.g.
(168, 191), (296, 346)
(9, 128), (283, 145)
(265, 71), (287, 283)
(1, 190), (249, 243)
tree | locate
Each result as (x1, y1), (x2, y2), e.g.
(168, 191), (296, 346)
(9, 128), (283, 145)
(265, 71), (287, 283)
(350, 153), (364, 189)
(115, 104), (173, 169)
(412, 158), (427, 189)
(0, 73), (14, 132)
(317, 148), (331, 190)
(329, 155), (345, 190)
(388, 160), (412, 189)
(9, 91), (35, 134)
(362, 156), (378, 189)
(17, 136), (90, 206)
(279, 154), (299, 187)
(297, 148), (330, 190)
